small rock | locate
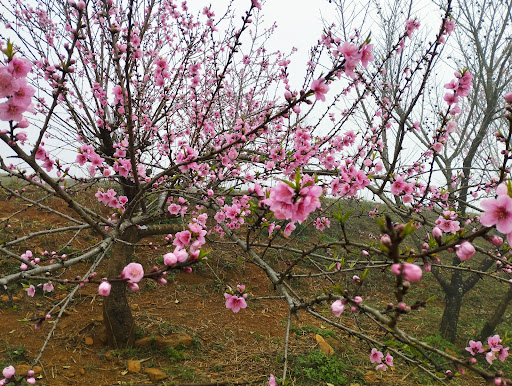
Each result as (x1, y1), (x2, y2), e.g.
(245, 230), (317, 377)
(127, 360), (141, 374)
(157, 333), (193, 349)
(315, 334), (334, 356)
(135, 334), (193, 350)
(144, 368), (168, 382)
(134, 336), (152, 348)
(84, 336), (94, 345)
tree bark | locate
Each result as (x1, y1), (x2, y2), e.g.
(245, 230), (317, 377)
(439, 269), (463, 343)
(103, 226), (138, 348)
(480, 284), (512, 341)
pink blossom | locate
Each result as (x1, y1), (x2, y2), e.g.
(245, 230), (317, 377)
(480, 195), (512, 233)
(43, 282), (54, 292)
(283, 222), (296, 236)
(370, 348), (384, 363)
(486, 350), (497, 365)
(8, 57), (32, 78)
(168, 203), (181, 215)
(25, 285), (35, 297)
(465, 340), (484, 356)
(360, 43), (374, 68)
(251, 0), (262, 10)
(443, 19), (455, 35)
(2, 366), (15, 379)
(173, 230), (192, 247)
(121, 262), (144, 283)
(0, 67), (15, 97)
(488, 334), (503, 350)
(0, 99), (26, 122)
(455, 241), (475, 261)
(163, 252), (178, 265)
(224, 293), (247, 313)
(98, 281), (111, 296)
(173, 247), (188, 262)
(405, 19), (420, 38)
(391, 263), (422, 282)
(331, 299), (345, 317)
(385, 353), (394, 367)
(12, 80), (35, 106)
(311, 78), (329, 102)
(268, 374), (277, 386)
(499, 347), (509, 362)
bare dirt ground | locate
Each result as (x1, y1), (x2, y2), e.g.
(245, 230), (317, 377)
(0, 195), (487, 385)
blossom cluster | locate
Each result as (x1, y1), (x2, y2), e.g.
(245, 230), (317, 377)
(1, 366), (36, 385)
(262, 175), (322, 224)
(370, 348), (394, 371)
(224, 284), (248, 313)
(466, 335), (509, 365)
(0, 55), (34, 126)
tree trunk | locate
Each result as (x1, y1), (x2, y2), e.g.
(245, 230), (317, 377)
(103, 227), (138, 348)
(439, 287), (464, 343)
(480, 284), (512, 341)
(439, 268), (464, 343)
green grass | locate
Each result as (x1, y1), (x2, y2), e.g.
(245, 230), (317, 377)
(291, 324), (336, 339)
(292, 349), (349, 385)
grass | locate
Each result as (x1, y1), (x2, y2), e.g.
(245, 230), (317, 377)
(291, 324), (336, 339)
(292, 349), (349, 385)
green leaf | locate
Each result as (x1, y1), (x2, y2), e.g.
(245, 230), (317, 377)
(279, 179), (296, 190)
(294, 170), (301, 187)
(2, 39), (14, 59)
(198, 249), (210, 259)
(360, 268), (369, 281)
(399, 221), (416, 238)
(375, 216), (386, 231)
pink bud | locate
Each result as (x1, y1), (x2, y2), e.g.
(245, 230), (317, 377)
(98, 281), (111, 296)
(455, 241), (475, 261)
(2, 366), (15, 379)
(391, 263), (422, 282)
(432, 226), (442, 238)
(354, 296), (363, 304)
(381, 234), (392, 247)
(505, 92), (512, 104)
(331, 299), (345, 317)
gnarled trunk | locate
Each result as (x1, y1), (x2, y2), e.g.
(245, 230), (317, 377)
(439, 287), (464, 343)
(103, 227), (138, 348)
(480, 284), (512, 341)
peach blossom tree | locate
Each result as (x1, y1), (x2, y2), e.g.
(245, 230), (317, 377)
(0, 0), (512, 384)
